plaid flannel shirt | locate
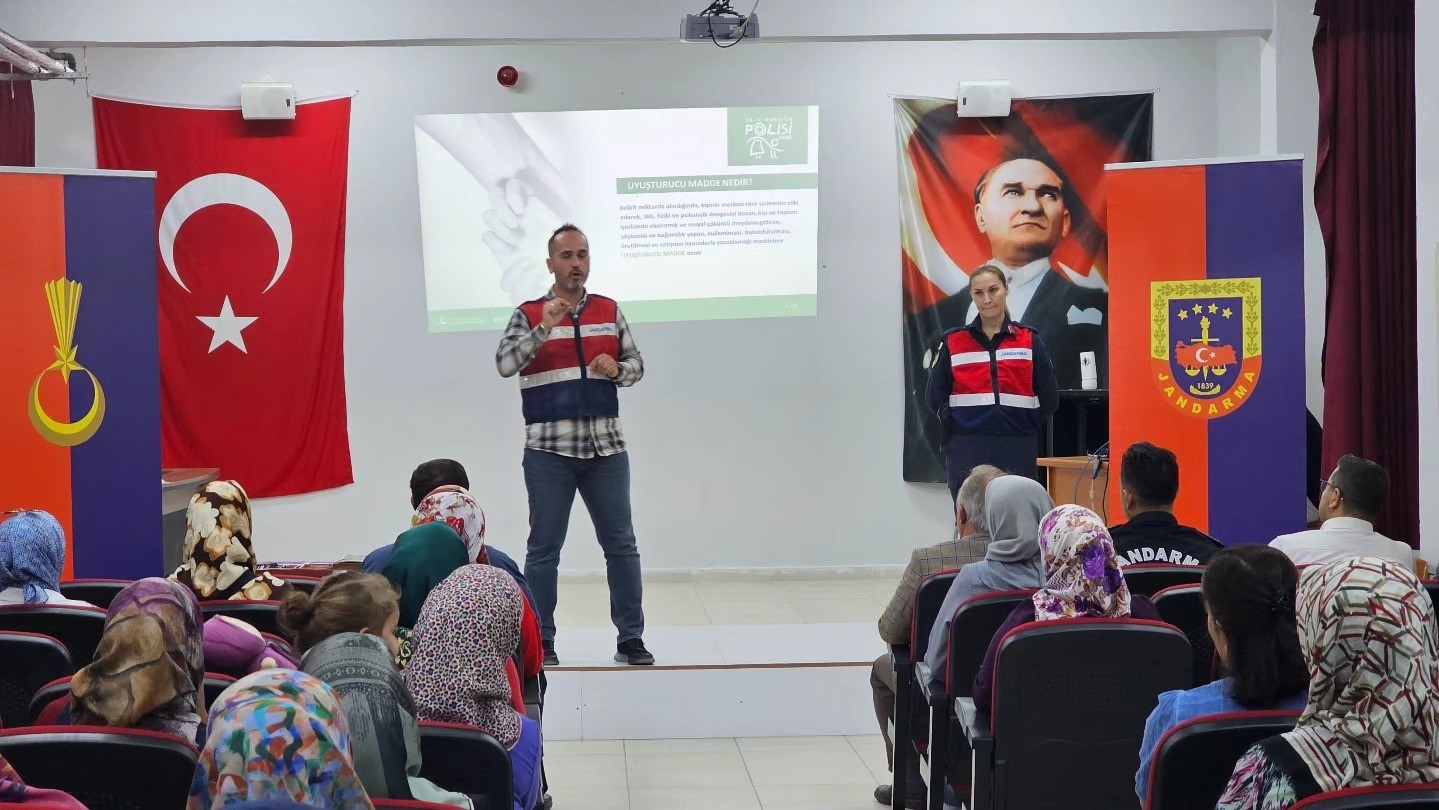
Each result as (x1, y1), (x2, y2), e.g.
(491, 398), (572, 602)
(877, 532), (992, 646)
(495, 290), (644, 459)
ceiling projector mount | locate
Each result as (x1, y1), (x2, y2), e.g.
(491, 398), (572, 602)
(682, 0), (760, 47)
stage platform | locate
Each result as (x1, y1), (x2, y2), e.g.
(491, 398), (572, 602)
(543, 576), (897, 741)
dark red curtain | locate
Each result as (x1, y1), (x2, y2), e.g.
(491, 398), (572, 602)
(1313, 0), (1416, 543)
(0, 64), (35, 166)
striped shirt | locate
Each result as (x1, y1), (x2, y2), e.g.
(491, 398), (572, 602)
(495, 290), (644, 459)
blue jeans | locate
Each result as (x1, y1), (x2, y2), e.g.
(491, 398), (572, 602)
(522, 449), (645, 644)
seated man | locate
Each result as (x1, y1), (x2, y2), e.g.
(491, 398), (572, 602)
(1109, 442), (1224, 566)
(1271, 453), (1414, 570)
(869, 465), (1004, 809)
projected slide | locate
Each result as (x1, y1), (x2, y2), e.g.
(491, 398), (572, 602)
(415, 106), (819, 331)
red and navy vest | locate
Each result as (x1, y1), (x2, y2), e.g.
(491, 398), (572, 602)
(516, 295), (621, 425)
(947, 324), (1040, 410)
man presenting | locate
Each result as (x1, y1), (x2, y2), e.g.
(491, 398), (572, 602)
(496, 224), (653, 666)
(905, 156), (1107, 480)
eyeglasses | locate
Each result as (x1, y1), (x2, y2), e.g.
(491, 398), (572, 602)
(1319, 479), (1342, 498)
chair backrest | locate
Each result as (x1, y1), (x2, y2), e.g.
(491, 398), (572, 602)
(285, 576), (322, 595)
(203, 672), (237, 709)
(1147, 710), (1301, 810)
(0, 726), (198, 810)
(418, 721), (514, 809)
(0, 604), (108, 667)
(1152, 584), (1217, 687)
(990, 618), (1191, 809)
(1122, 564), (1207, 598)
(946, 589), (1035, 698)
(910, 570), (960, 658)
(0, 632), (72, 728)
(58, 579), (133, 610)
(26, 676), (73, 725)
(200, 600), (283, 637)
(1425, 582), (1439, 614)
(1292, 785), (1439, 809)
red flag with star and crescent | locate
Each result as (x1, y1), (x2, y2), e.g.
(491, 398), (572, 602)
(94, 97), (353, 496)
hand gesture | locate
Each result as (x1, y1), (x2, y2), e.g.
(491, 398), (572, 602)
(541, 298), (573, 331)
(589, 354), (620, 379)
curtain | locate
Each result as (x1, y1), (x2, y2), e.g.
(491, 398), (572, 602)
(1313, 0), (1416, 543)
(0, 63), (36, 166)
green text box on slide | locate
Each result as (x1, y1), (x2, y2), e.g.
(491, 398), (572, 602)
(428, 293), (816, 332)
(616, 173), (819, 194)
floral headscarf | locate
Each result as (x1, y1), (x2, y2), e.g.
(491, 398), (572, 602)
(170, 480), (288, 601)
(188, 669), (373, 809)
(1281, 557), (1439, 792)
(413, 485), (487, 564)
(0, 510), (67, 604)
(1031, 505), (1131, 621)
(72, 578), (206, 742)
(403, 565), (523, 748)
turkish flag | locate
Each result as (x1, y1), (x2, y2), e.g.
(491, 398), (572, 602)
(94, 97), (353, 496)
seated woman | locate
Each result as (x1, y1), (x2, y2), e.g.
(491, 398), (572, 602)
(281, 572), (470, 808)
(1217, 557), (1439, 809)
(382, 522), (470, 630)
(972, 504), (1162, 710)
(0, 510), (93, 606)
(1135, 545), (1309, 799)
(923, 475), (1054, 693)
(66, 578), (207, 744)
(188, 669), (372, 809)
(405, 565), (543, 810)
(170, 481), (290, 602)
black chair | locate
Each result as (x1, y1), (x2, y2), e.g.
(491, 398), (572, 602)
(959, 618), (1191, 810)
(1123, 564), (1206, 598)
(0, 632), (72, 728)
(0, 604), (107, 667)
(1424, 581), (1439, 613)
(285, 576), (322, 595)
(1291, 785), (1439, 809)
(200, 600), (283, 637)
(418, 721), (515, 810)
(27, 677), (72, 724)
(889, 569), (959, 810)
(0, 726), (197, 810)
(1146, 710), (1300, 810)
(58, 579), (132, 610)
(922, 589), (1036, 810)
(203, 672), (237, 709)
(1153, 584), (1218, 687)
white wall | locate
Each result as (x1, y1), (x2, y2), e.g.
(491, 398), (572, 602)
(33, 38), (1246, 573)
(1418, 0), (1438, 561)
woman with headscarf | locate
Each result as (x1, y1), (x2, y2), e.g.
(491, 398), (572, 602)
(188, 669), (373, 809)
(381, 522), (470, 630)
(0, 754), (87, 809)
(68, 578), (207, 743)
(169, 481), (289, 602)
(405, 566), (543, 810)
(921, 475), (1054, 694)
(0, 511), (92, 606)
(971, 504), (1160, 709)
(1216, 557), (1439, 809)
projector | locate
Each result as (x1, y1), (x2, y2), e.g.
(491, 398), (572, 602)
(682, 12), (759, 43)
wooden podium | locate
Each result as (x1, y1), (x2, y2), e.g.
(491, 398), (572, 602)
(1038, 456), (1110, 515)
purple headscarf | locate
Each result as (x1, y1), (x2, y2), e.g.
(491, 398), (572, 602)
(1032, 505), (1132, 621)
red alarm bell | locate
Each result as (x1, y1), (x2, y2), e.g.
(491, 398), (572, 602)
(497, 66), (520, 88)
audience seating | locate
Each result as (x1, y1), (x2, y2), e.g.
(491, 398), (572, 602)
(921, 589), (1037, 810)
(0, 604), (107, 667)
(58, 579), (132, 610)
(889, 570), (959, 810)
(284, 576), (322, 595)
(1291, 785), (1439, 809)
(958, 618), (1191, 810)
(199, 600), (283, 637)
(417, 721), (515, 810)
(0, 726), (198, 810)
(263, 631), (297, 658)
(1153, 584), (1218, 687)
(0, 632), (72, 728)
(1121, 564), (1207, 598)
(1424, 581), (1439, 613)
(203, 672), (238, 709)
(1145, 710), (1300, 810)
(375, 801), (473, 809)
(27, 672), (235, 726)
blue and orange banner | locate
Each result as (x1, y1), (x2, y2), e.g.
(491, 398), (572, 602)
(1107, 158), (1306, 544)
(0, 168), (161, 579)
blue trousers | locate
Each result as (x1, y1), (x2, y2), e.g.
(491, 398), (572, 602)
(511, 715), (543, 810)
(522, 449), (645, 644)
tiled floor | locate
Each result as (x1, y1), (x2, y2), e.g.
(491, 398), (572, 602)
(545, 735), (892, 810)
(555, 578), (901, 628)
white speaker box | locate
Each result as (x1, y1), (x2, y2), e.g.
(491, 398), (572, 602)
(240, 82), (297, 121)
(956, 81), (1012, 118)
